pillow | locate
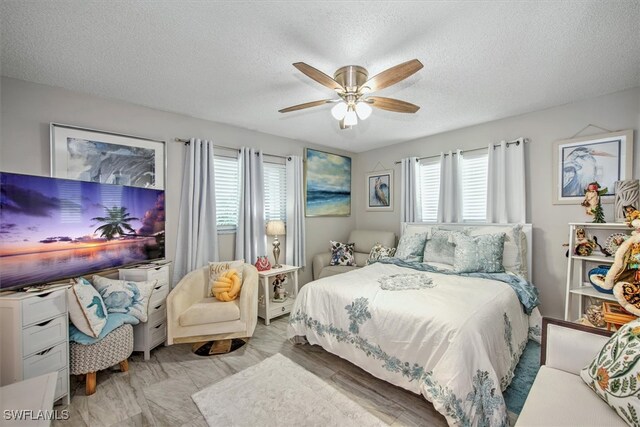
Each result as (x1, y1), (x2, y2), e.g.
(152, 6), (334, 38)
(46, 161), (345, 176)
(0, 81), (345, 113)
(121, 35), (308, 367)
(92, 275), (156, 322)
(366, 243), (397, 265)
(469, 225), (527, 278)
(580, 318), (640, 426)
(209, 259), (244, 288)
(67, 277), (108, 338)
(395, 232), (428, 262)
(330, 241), (356, 266)
(451, 232), (506, 273)
(211, 269), (242, 301)
(423, 228), (458, 265)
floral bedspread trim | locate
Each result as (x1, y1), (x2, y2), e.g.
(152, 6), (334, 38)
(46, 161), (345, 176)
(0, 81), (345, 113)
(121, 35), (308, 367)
(377, 273), (436, 291)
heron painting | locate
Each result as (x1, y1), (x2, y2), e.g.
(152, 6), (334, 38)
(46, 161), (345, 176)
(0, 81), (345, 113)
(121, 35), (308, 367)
(553, 130), (634, 205)
(366, 171), (393, 211)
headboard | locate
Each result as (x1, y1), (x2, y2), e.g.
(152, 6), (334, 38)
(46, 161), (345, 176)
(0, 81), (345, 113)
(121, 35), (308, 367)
(401, 222), (533, 282)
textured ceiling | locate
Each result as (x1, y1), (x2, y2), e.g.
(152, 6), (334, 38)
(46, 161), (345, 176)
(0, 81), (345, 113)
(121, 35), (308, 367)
(1, 1), (639, 153)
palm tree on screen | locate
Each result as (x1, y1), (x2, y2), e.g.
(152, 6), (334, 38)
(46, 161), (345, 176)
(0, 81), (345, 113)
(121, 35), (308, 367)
(91, 206), (139, 240)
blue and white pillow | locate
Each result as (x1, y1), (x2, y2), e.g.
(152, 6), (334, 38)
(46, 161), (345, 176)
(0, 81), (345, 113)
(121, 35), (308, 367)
(451, 232), (506, 273)
(423, 229), (458, 265)
(68, 277), (108, 338)
(92, 276), (156, 322)
(395, 232), (428, 262)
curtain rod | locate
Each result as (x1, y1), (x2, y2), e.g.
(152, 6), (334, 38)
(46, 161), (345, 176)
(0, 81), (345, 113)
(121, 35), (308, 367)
(174, 138), (289, 160)
(393, 137), (529, 164)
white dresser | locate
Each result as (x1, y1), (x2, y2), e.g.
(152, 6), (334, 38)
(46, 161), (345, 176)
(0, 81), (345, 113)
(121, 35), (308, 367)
(0, 287), (70, 405)
(119, 263), (170, 360)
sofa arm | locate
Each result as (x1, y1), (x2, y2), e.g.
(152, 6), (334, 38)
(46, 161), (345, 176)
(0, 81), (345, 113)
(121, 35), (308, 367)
(167, 268), (206, 326)
(239, 264), (258, 326)
(542, 318), (613, 375)
(312, 253), (332, 280)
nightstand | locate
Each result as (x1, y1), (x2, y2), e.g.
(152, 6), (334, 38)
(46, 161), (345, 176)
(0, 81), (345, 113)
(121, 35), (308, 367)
(257, 265), (300, 325)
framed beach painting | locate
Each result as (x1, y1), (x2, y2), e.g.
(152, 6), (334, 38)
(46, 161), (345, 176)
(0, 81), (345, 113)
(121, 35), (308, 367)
(552, 130), (634, 205)
(51, 123), (165, 190)
(366, 170), (393, 211)
(305, 148), (351, 217)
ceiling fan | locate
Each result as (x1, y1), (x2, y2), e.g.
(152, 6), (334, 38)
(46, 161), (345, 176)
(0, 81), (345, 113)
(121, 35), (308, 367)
(279, 59), (424, 129)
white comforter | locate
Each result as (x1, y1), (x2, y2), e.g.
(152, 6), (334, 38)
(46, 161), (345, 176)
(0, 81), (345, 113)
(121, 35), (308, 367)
(287, 262), (529, 427)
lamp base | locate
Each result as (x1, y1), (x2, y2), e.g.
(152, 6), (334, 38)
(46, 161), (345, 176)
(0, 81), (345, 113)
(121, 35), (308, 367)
(272, 236), (282, 269)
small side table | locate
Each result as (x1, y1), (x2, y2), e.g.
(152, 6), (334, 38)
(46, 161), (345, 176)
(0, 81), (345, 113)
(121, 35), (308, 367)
(257, 264), (300, 325)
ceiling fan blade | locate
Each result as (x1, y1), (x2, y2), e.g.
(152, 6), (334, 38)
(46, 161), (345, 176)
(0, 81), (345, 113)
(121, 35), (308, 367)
(361, 59), (423, 92)
(278, 99), (334, 113)
(293, 62), (345, 92)
(368, 96), (420, 113)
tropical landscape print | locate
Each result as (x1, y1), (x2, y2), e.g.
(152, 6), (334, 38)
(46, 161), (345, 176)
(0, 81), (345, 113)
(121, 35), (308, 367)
(0, 172), (165, 289)
(305, 148), (351, 216)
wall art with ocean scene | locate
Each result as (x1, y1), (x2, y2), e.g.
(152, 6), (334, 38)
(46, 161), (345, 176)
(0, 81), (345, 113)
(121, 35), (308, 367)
(305, 148), (351, 217)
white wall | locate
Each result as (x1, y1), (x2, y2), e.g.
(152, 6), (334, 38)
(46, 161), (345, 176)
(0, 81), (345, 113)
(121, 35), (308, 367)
(0, 77), (356, 286)
(354, 87), (640, 318)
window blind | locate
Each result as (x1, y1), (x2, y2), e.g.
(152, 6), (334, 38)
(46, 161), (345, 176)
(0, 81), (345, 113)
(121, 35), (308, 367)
(214, 156), (240, 231)
(419, 159), (441, 222)
(264, 162), (286, 222)
(460, 152), (488, 222)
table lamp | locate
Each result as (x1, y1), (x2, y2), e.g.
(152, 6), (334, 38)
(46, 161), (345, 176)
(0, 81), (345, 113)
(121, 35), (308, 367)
(266, 220), (285, 268)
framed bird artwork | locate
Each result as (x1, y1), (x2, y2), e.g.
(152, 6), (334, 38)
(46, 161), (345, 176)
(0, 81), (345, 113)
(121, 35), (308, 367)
(366, 170), (393, 211)
(552, 129), (634, 205)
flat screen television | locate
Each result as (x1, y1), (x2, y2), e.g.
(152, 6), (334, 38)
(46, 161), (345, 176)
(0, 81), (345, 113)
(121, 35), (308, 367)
(0, 172), (165, 290)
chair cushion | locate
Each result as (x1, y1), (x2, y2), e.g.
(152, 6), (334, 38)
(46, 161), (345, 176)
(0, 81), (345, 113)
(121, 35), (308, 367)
(318, 265), (360, 279)
(179, 298), (241, 327)
(516, 366), (625, 426)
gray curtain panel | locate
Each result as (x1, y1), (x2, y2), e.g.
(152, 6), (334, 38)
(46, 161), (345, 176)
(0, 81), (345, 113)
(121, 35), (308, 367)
(400, 157), (421, 223)
(285, 155), (306, 267)
(487, 140), (526, 223)
(437, 149), (463, 223)
(235, 147), (266, 264)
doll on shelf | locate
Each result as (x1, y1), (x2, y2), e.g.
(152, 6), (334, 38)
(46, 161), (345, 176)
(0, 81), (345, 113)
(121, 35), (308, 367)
(624, 205), (640, 235)
(574, 227), (597, 256)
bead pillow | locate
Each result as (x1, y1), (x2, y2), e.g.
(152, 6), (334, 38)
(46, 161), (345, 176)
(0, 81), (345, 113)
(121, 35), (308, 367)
(68, 277), (108, 338)
(211, 269), (242, 301)
(451, 232), (506, 273)
(366, 243), (397, 265)
(92, 275), (156, 322)
(330, 241), (356, 266)
(423, 228), (459, 265)
(580, 318), (640, 426)
(395, 232), (428, 262)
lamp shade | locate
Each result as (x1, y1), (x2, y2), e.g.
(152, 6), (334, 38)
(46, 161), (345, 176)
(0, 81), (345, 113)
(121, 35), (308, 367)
(266, 220), (285, 236)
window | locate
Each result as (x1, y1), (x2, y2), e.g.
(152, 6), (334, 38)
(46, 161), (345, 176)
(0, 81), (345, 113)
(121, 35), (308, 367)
(214, 156), (240, 231)
(419, 159), (441, 222)
(264, 162), (286, 222)
(460, 152), (488, 222)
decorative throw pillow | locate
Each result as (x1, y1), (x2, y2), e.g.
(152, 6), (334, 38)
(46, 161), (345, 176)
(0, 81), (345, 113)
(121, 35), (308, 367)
(580, 318), (640, 426)
(92, 275), (156, 322)
(423, 229), (458, 265)
(451, 232), (506, 273)
(330, 241), (356, 266)
(395, 232), (428, 262)
(209, 259), (244, 286)
(67, 277), (108, 338)
(211, 269), (242, 302)
(470, 224), (527, 278)
(366, 243), (397, 265)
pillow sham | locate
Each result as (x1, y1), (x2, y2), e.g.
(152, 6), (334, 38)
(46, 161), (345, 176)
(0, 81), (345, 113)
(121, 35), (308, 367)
(92, 275), (156, 322)
(68, 277), (108, 338)
(469, 224), (527, 278)
(451, 232), (506, 273)
(580, 318), (640, 426)
(209, 259), (244, 285)
(423, 228), (458, 265)
(330, 241), (356, 266)
(395, 232), (428, 262)
(366, 243), (397, 265)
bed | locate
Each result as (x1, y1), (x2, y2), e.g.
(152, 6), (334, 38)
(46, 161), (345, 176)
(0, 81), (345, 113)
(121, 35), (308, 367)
(287, 223), (539, 427)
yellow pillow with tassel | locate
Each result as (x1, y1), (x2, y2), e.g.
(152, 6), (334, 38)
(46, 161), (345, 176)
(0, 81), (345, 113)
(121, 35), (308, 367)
(211, 269), (242, 302)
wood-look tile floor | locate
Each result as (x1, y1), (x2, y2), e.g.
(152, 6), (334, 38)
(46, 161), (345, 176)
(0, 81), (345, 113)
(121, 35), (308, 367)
(53, 316), (447, 427)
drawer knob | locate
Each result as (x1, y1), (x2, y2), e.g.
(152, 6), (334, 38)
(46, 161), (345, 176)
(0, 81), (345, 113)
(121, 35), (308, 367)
(281, 307), (285, 312)
(36, 319), (54, 327)
(36, 347), (53, 356)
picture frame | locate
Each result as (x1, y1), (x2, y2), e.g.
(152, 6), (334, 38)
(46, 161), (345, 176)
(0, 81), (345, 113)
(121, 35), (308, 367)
(366, 170), (393, 211)
(50, 123), (166, 190)
(552, 130), (634, 205)
(304, 148), (351, 217)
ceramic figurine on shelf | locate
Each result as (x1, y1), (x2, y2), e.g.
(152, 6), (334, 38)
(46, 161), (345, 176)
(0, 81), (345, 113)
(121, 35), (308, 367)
(272, 273), (287, 301)
(624, 205), (640, 235)
(574, 227), (597, 256)
(582, 181), (608, 223)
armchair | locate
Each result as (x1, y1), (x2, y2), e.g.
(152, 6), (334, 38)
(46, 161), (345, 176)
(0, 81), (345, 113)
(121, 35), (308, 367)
(166, 264), (258, 345)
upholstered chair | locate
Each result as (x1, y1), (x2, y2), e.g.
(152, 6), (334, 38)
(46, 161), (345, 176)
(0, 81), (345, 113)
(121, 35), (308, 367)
(166, 264), (258, 345)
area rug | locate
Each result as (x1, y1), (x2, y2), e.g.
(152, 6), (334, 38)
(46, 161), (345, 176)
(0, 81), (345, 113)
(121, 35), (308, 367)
(503, 339), (541, 415)
(192, 353), (386, 427)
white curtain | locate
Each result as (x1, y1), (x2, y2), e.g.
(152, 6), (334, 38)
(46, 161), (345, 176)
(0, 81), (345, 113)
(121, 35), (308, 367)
(173, 138), (218, 284)
(235, 147), (266, 264)
(437, 150), (463, 223)
(487, 140), (526, 223)
(286, 155), (306, 267)
(400, 157), (421, 222)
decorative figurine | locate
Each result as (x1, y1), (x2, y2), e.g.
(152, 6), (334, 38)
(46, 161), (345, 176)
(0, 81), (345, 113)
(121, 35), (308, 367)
(624, 205), (640, 235)
(272, 273), (287, 301)
(574, 227), (597, 256)
(582, 181), (608, 223)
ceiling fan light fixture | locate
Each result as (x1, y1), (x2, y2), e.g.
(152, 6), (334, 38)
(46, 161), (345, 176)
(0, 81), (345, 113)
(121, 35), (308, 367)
(355, 101), (372, 120)
(344, 107), (358, 126)
(331, 101), (348, 120)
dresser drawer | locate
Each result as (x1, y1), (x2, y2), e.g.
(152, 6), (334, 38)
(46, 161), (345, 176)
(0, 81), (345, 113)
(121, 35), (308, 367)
(23, 341), (67, 380)
(54, 367), (68, 401)
(147, 266), (169, 285)
(22, 289), (66, 327)
(148, 304), (166, 326)
(149, 283), (169, 306)
(22, 315), (67, 357)
(150, 322), (166, 347)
